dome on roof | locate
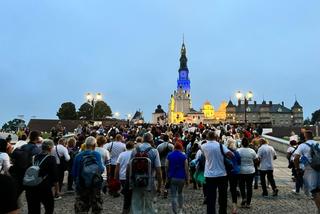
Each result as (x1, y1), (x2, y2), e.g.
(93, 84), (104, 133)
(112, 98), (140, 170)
(154, 105), (165, 114)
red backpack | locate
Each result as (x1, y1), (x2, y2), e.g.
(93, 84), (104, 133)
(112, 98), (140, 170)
(129, 147), (153, 191)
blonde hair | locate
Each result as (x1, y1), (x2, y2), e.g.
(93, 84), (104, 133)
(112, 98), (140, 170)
(227, 139), (237, 150)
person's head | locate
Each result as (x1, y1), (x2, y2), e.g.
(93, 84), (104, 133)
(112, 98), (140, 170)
(227, 139), (237, 150)
(41, 139), (54, 153)
(126, 141), (135, 150)
(67, 137), (76, 148)
(115, 134), (123, 142)
(259, 138), (268, 145)
(85, 136), (97, 150)
(207, 131), (217, 141)
(241, 138), (249, 147)
(21, 134), (27, 141)
(0, 139), (7, 153)
(304, 130), (314, 140)
(290, 140), (297, 146)
(162, 134), (169, 142)
(58, 138), (66, 146)
(96, 136), (107, 147)
(143, 132), (154, 144)
(29, 131), (41, 143)
(135, 136), (143, 144)
(174, 142), (183, 151)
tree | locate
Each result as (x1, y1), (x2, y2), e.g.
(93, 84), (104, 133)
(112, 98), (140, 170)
(304, 117), (311, 125)
(56, 102), (77, 120)
(77, 103), (93, 120)
(311, 109), (320, 125)
(94, 101), (112, 120)
(1, 119), (25, 132)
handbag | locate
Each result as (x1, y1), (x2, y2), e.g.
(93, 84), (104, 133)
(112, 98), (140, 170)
(219, 143), (234, 175)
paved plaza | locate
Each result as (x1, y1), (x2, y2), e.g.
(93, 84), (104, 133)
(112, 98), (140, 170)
(18, 153), (318, 214)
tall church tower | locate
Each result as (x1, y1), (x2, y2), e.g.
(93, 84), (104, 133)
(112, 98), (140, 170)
(177, 41), (191, 91)
(168, 40), (192, 124)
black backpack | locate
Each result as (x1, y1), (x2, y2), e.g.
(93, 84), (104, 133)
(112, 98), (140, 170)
(10, 144), (38, 176)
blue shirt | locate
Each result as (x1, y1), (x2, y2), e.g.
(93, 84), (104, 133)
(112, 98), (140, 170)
(72, 150), (105, 179)
(167, 150), (187, 179)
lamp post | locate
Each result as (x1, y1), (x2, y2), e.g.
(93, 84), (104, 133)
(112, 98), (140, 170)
(114, 112), (120, 119)
(236, 91), (253, 125)
(86, 92), (103, 121)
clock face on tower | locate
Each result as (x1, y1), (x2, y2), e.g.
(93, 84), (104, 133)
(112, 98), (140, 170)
(180, 70), (187, 79)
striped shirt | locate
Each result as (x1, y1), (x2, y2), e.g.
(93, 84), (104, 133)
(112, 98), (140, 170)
(104, 141), (126, 165)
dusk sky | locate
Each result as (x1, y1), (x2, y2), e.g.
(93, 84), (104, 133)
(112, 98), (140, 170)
(0, 0), (319, 125)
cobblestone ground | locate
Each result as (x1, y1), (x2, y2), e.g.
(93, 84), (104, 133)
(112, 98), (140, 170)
(20, 154), (318, 214)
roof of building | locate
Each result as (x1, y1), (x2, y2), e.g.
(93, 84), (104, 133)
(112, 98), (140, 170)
(234, 102), (292, 113)
(132, 111), (144, 121)
(226, 100), (235, 108)
(292, 100), (302, 109)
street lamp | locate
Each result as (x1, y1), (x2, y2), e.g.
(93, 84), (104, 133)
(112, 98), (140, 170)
(114, 112), (120, 119)
(236, 91), (253, 125)
(127, 113), (132, 120)
(86, 92), (103, 121)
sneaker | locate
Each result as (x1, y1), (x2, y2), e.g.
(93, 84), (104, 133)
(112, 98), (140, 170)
(245, 204), (251, 209)
(54, 195), (62, 200)
(254, 184), (258, 189)
(241, 201), (246, 208)
(291, 189), (299, 195)
(262, 193), (268, 197)
(273, 189), (279, 197)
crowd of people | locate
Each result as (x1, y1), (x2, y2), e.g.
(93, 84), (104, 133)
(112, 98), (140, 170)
(0, 122), (319, 214)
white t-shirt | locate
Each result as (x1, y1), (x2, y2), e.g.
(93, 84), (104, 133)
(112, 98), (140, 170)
(201, 141), (230, 178)
(95, 147), (111, 166)
(257, 144), (276, 170)
(104, 141), (126, 165)
(116, 150), (133, 180)
(294, 140), (318, 164)
(0, 152), (11, 174)
(52, 144), (70, 164)
(237, 147), (257, 174)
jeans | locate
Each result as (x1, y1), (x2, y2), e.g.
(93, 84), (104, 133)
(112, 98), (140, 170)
(170, 178), (185, 213)
(205, 176), (228, 214)
(228, 175), (238, 204)
(26, 186), (54, 214)
(260, 170), (277, 194)
(239, 173), (254, 205)
(131, 188), (157, 214)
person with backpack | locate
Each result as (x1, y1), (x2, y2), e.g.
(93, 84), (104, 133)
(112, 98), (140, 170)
(294, 130), (320, 213)
(128, 132), (162, 214)
(156, 134), (174, 198)
(24, 139), (58, 214)
(72, 136), (105, 214)
(166, 142), (189, 214)
(9, 131), (42, 202)
(226, 139), (241, 214)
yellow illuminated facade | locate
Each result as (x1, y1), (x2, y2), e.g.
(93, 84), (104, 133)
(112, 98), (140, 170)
(202, 101), (215, 119)
(215, 101), (227, 120)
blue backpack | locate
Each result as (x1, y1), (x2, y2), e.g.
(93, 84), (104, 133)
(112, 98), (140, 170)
(77, 153), (103, 189)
